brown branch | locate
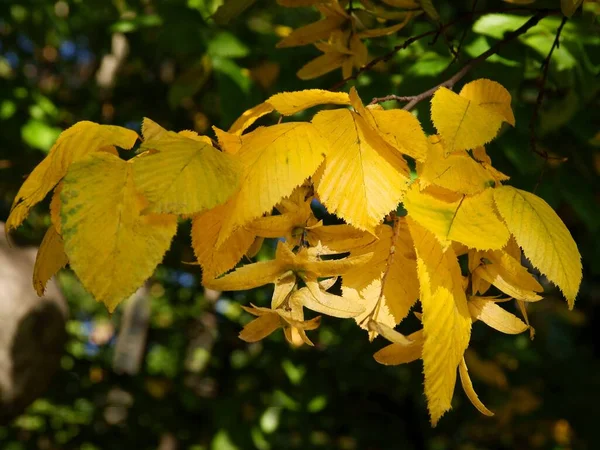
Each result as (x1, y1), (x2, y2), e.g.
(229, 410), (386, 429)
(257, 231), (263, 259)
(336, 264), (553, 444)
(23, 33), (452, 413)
(531, 16), (569, 193)
(330, 7), (560, 91)
(401, 10), (552, 110)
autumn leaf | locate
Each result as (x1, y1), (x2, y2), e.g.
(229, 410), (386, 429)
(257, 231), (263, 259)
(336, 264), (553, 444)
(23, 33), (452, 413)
(239, 302), (321, 346)
(228, 102), (275, 135)
(417, 137), (499, 195)
(205, 241), (373, 300)
(191, 199), (256, 280)
(349, 87), (429, 162)
(343, 223), (419, 325)
(408, 218), (471, 426)
(493, 186), (582, 307)
(473, 249), (544, 302)
(133, 118), (240, 215)
(468, 296), (528, 334)
(6, 121), (138, 233)
(216, 122), (328, 247)
(312, 108), (410, 232)
(459, 358), (494, 417)
(404, 185), (510, 250)
(431, 79), (515, 153)
(61, 152), (177, 312)
(373, 330), (424, 365)
(267, 89), (350, 116)
(33, 225), (68, 296)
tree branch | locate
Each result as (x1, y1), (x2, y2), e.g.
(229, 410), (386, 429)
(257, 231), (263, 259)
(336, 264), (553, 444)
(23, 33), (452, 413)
(401, 10), (552, 110)
(531, 16), (569, 193)
(331, 7), (560, 92)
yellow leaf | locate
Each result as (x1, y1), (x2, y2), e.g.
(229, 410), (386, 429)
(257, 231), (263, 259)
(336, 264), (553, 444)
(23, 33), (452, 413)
(312, 109), (410, 232)
(277, 16), (346, 48)
(307, 223), (376, 253)
(561, 0), (584, 17)
(7, 121), (138, 232)
(404, 186), (510, 250)
(459, 79), (515, 126)
(458, 358), (494, 417)
(213, 126), (243, 154)
(297, 52), (346, 80)
(357, 12), (413, 39)
(418, 137), (497, 194)
(61, 152), (177, 312)
(267, 89), (350, 116)
(50, 182), (63, 234)
(430, 79), (514, 153)
(294, 287), (365, 318)
(205, 241), (371, 291)
(493, 186), (582, 307)
(217, 122), (327, 247)
(350, 279), (397, 339)
(408, 218), (471, 426)
(349, 87), (429, 162)
(33, 225), (68, 296)
(228, 102), (275, 135)
(343, 223), (419, 324)
(373, 330), (424, 365)
(191, 200), (256, 280)
(474, 250), (543, 302)
(239, 313), (282, 342)
(133, 119), (240, 215)
(369, 110), (429, 162)
(468, 296), (528, 334)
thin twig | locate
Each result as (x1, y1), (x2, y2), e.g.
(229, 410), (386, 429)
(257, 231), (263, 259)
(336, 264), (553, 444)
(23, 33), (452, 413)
(531, 16), (569, 193)
(444, 0), (479, 70)
(401, 11), (551, 111)
(330, 7), (560, 91)
(368, 94), (418, 105)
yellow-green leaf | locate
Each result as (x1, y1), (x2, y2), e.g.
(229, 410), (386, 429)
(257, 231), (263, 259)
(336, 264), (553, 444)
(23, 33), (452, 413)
(7, 121), (138, 232)
(133, 119), (240, 215)
(404, 186), (510, 250)
(408, 218), (471, 426)
(312, 109), (410, 232)
(493, 186), (582, 308)
(61, 152), (177, 312)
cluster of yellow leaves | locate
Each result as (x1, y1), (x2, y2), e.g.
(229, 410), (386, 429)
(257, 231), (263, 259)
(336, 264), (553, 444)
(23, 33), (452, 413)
(276, 0), (423, 79)
(7, 79), (582, 426)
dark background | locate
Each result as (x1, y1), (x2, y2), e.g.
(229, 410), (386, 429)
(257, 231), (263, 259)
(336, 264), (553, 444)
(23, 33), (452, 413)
(0, 1), (599, 449)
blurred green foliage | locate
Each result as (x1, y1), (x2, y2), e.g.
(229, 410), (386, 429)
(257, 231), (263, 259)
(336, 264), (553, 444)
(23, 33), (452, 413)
(1, 0), (599, 449)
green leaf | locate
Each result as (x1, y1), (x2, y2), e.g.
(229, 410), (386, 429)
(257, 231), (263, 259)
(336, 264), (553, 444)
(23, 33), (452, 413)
(21, 120), (62, 153)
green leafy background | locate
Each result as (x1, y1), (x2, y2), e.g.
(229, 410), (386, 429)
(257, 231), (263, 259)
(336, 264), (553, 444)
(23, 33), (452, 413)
(0, 1), (599, 449)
